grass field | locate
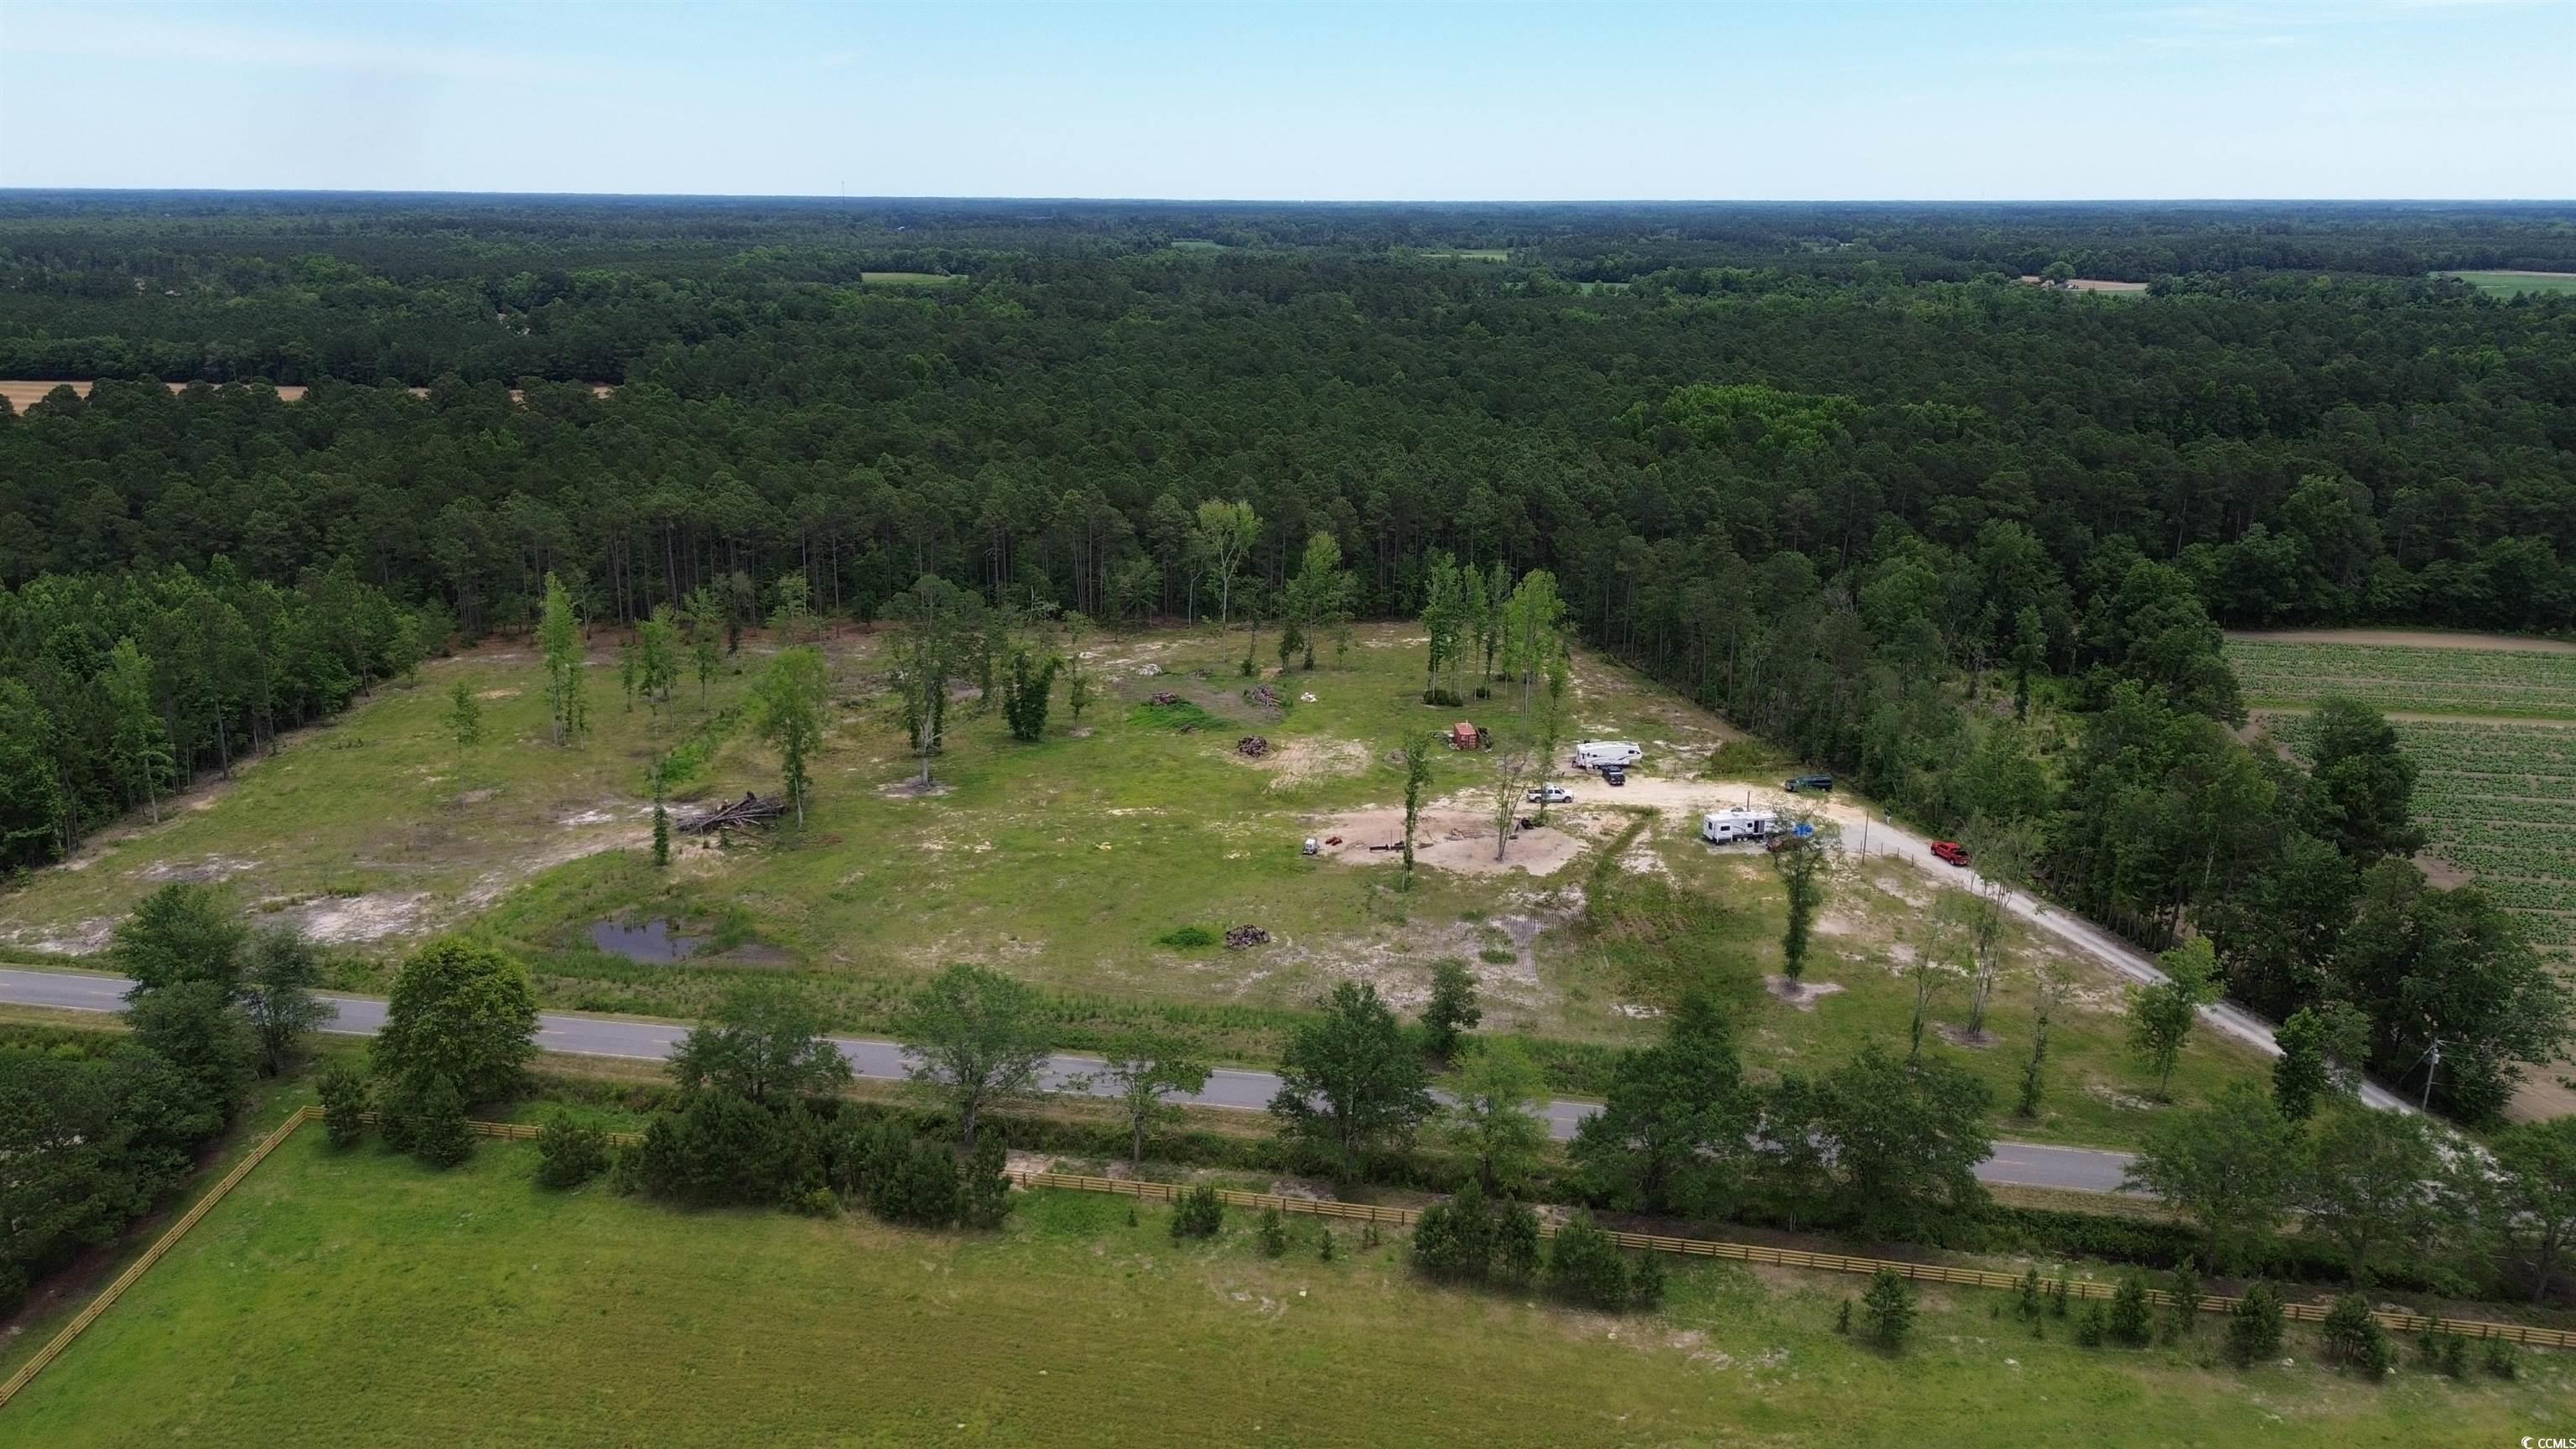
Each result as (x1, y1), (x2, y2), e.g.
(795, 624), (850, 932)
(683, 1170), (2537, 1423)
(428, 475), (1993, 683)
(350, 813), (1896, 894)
(8, 1137), (2560, 1447)
(2440, 270), (2576, 298)
(0, 621), (2281, 1145)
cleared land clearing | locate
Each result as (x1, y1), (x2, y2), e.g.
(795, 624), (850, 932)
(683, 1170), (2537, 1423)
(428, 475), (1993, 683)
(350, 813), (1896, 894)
(0, 380), (615, 410)
(860, 271), (964, 284)
(2441, 270), (2576, 298)
(0, 621), (2281, 1146)
(2018, 276), (2151, 293)
(1417, 248), (1509, 262)
(2229, 635), (2576, 717)
(8, 1137), (2557, 1447)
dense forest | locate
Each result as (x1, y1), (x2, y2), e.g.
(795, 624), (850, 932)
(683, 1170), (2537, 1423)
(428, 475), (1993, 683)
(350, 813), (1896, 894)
(3, 195), (2571, 1115)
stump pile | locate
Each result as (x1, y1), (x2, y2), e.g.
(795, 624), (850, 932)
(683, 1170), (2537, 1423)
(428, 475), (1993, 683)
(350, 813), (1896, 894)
(1235, 735), (1270, 758)
(1224, 925), (1271, 949)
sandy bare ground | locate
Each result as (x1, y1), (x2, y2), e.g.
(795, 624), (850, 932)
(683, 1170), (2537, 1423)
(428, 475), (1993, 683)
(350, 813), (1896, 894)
(0, 380), (615, 411)
(2228, 627), (2576, 654)
(2249, 704), (2576, 728)
(2018, 276), (2149, 293)
(1310, 805), (1582, 877)
(1228, 735), (1374, 790)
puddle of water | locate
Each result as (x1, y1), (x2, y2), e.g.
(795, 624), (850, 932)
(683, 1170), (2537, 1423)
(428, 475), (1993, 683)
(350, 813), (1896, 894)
(587, 917), (704, 963)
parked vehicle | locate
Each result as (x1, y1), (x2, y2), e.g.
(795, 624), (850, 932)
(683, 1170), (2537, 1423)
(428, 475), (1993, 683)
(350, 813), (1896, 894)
(1600, 765), (1626, 786)
(1701, 808), (1778, 844)
(1784, 772), (1834, 793)
(1573, 740), (1644, 770)
(1929, 839), (1971, 867)
(1526, 784), (1573, 804)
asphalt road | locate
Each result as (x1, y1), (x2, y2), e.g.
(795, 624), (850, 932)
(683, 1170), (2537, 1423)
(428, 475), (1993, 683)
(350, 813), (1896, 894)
(0, 965), (2137, 1193)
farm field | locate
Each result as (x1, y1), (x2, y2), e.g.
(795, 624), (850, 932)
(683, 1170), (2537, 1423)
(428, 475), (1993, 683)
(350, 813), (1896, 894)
(2231, 630), (2576, 953)
(2229, 635), (2576, 717)
(2440, 270), (2576, 298)
(0, 621), (2275, 1149)
(7, 1137), (2558, 1448)
(2390, 719), (2576, 948)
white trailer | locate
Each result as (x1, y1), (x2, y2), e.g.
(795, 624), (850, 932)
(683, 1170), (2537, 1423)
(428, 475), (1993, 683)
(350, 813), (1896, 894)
(1573, 740), (1644, 770)
(1701, 807), (1778, 844)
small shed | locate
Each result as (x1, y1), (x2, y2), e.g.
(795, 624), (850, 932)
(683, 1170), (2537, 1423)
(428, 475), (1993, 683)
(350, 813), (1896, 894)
(1448, 721), (1483, 750)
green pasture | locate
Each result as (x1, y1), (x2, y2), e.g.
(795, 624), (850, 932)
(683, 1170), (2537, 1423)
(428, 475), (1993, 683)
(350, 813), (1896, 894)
(2441, 270), (2576, 298)
(8, 1137), (2558, 1447)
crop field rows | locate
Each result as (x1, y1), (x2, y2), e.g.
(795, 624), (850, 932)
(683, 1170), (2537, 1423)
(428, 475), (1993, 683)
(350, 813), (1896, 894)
(2231, 638), (2576, 717)
(2394, 719), (2576, 947)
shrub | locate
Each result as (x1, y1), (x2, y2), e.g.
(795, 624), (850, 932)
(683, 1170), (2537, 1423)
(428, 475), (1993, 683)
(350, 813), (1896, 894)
(633, 1091), (790, 1206)
(1545, 1215), (1638, 1311)
(2016, 1266), (2044, 1321)
(2049, 1270), (2070, 1317)
(2481, 1334), (2518, 1379)
(317, 1063), (370, 1148)
(1412, 1182), (1496, 1282)
(2074, 1301), (2107, 1348)
(1862, 1268), (1916, 1349)
(402, 1074), (473, 1169)
(1154, 925), (1218, 950)
(2165, 1267), (2202, 1339)
(874, 1140), (963, 1227)
(2225, 1281), (2285, 1365)
(2108, 1272), (2154, 1347)
(1258, 1207), (1289, 1256)
(1171, 1184), (1223, 1240)
(1318, 1227), (1338, 1261)
(787, 1185), (840, 1218)
(1835, 1299), (1852, 1334)
(2320, 1294), (2389, 1378)
(2416, 1322), (2468, 1379)
(535, 1112), (609, 1188)
(1628, 1249), (1666, 1311)
(1422, 688), (1462, 708)
(961, 1134), (1012, 1228)
(1493, 1199), (1540, 1285)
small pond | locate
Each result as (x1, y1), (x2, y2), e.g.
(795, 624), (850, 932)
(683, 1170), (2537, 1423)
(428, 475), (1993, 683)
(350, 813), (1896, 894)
(587, 917), (704, 963)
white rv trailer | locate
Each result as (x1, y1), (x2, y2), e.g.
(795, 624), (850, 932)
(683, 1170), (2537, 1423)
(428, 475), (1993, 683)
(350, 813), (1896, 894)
(1700, 807), (1779, 844)
(1572, 740), (1644, 770)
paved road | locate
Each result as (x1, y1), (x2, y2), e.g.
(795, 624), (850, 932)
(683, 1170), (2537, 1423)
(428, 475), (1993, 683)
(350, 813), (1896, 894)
(0, 966), (2136, 1193)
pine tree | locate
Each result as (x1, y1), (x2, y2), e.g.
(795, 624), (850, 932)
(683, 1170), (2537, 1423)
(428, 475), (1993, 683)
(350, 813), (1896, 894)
(538, 572), (589, 746)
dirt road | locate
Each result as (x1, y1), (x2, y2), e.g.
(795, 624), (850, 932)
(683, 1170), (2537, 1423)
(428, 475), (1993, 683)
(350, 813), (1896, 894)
(1550, 766), (2416, 1114)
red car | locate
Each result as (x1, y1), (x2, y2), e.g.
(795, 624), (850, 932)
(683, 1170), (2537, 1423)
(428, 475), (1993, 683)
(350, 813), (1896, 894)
(1929, 840), (1971, 867)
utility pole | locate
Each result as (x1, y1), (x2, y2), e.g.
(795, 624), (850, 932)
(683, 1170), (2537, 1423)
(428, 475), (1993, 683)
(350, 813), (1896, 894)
(2419, 1038), (2442, 1112)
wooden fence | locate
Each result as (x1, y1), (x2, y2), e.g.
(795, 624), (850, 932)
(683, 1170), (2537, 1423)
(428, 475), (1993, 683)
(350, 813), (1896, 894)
(0, 1105), (321, 1411)
(1009, 1170), (2576, 1350)
(4, 1114), (2565, 1417)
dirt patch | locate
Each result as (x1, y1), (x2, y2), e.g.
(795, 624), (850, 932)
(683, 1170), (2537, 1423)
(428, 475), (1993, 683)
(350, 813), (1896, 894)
(1230, 735), (1373, 790)
(138, 854), (258, 884)
(1934, 1023), (1999, 1049)
(473, 688), (521, 700)
(1311, 806), (1582, 878)
(15, 917), (115, 955)
(1763, 975), (1846, 1011)
(2227, 628), (2576, 654)
(458, 787), (499, 805)
(290, 892), (429, 943)
(877, 777), (955, 799)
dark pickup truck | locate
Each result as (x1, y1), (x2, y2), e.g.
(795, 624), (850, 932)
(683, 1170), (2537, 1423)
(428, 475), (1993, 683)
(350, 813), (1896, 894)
(1784, 773), (1834, 793)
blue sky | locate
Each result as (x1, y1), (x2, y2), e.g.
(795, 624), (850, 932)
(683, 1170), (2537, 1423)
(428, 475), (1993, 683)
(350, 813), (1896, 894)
(2, 1), (2569, 200)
